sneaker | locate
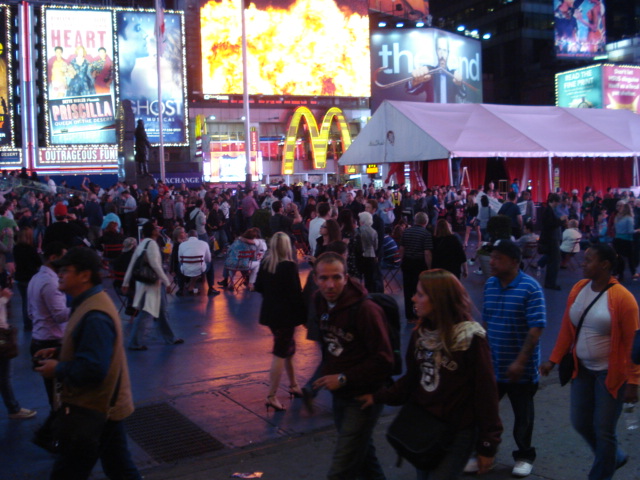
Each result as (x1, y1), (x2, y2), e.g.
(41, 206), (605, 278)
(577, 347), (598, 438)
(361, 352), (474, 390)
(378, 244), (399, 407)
(467, 258), (475, 266)
(473, 269), (483, 275)
(9, 408), (37, 420)
(512, 460), (533, 477)
(463, 457), (479, 473)
(208, 288), (220, 297)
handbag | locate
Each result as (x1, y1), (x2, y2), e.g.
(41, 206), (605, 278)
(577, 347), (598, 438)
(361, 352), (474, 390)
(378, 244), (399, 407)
(559, 283), (613, 386)
(386, 401), (455, 470)
(0, 325), (18, 358)
(34, 373), (121, 454)
(131, 240), (159, 285)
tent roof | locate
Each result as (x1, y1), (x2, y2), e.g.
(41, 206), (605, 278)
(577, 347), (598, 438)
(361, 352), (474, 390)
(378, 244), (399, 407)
(338, 101), (640, 165)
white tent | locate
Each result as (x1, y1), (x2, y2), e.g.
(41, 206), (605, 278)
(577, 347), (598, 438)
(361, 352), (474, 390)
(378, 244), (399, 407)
(338, 101), (640, 189)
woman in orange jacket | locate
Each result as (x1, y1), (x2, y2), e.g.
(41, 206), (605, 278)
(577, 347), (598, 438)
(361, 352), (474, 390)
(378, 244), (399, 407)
(540, 243), (640, 480)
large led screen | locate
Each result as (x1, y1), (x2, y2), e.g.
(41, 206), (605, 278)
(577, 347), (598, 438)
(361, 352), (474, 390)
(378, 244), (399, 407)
(554, 0), (606, 58)
(116, 10), (187, 145)
(43, 8), (116, 145)
(200, 0), (370, 97)
(603, 65), (640, 114)
(556, 66), (603, 108)
(0, 5), (13, 148)
(370, 28), (482, 112)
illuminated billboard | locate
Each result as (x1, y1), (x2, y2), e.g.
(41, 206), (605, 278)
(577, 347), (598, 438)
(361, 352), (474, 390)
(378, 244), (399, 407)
(556, 64), (640, 114)
(554, 0), (606, 58)
(116, 10), (188, 145)
(556, 65), (603, 108)
(200, 0), (370, 97)
(370, 28), (482, 112)
(0, 5), (14, 149)
(603, 65), (640, 113)
(43, 7), (116, 146)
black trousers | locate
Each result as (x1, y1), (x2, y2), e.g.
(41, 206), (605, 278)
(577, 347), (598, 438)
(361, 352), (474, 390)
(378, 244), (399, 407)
(401, 259), (427, 320)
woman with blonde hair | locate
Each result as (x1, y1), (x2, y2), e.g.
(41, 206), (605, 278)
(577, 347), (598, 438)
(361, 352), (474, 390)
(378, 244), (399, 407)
(359, 269), (502, 478)
(255, 232), (306, 412)
(612, 202), (638, 281)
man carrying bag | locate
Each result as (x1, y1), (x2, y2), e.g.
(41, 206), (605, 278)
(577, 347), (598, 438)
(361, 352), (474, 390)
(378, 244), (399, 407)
(35, 247), (141, 480)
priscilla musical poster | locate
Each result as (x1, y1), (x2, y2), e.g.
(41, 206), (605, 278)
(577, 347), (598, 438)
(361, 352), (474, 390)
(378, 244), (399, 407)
(0, 6), (13, 148)
(43, 8), (116, 145)
(116, 10), (187, 145)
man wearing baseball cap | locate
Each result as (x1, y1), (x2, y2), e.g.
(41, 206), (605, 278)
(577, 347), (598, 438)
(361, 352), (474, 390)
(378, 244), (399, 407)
(474, 240), (546, 478)
(35, 247), (141, 479)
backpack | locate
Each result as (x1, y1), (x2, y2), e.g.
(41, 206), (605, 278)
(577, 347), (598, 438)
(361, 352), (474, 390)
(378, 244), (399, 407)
(185, 209), (198, 232)
(350, 293), (403, 376)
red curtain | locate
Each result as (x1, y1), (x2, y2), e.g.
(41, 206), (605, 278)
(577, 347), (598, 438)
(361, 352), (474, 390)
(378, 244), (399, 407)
(528, 158), (551, 203)
(426, 159), (450, 186)
(555, 157), (633, 197)
(460, 158), (487, 190)
(503, 158), (526, 194)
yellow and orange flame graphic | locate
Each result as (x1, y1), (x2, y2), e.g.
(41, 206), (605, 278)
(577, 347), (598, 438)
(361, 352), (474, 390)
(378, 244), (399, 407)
(201, 0), (371, 97)
(606, 93), (640, 114)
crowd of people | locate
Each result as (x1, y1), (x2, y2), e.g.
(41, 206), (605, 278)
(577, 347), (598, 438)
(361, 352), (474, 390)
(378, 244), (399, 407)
(0, 171), (639, 480)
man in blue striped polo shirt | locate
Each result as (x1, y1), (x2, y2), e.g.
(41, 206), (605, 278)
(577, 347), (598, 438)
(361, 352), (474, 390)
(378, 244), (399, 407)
(483, 240), (546, 478)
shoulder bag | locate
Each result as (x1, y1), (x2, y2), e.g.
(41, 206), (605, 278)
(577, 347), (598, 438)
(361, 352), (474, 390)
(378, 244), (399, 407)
(558, 283), (613, 386)
(386, 401), (455, 470)
(131, 240), (159, 285)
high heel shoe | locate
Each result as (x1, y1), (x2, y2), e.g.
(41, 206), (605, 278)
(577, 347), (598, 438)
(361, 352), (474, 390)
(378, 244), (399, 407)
(289, 384), (304, 399)
(265, 395), (286, 412)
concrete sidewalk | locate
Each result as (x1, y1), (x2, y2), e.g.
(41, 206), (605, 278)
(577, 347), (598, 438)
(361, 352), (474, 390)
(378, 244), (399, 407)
(3, 255), (640, 479)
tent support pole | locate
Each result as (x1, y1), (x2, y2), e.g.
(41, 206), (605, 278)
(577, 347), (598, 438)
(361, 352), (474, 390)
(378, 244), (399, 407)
(634, 156), (639, 186)
(548, 156), (553, 196)
(448, 155), (453, 186)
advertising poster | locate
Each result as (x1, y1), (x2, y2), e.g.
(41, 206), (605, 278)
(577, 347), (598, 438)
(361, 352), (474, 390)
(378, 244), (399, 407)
(603, 65), (640, 114)
(116, 10), (187, 145)
(554, 0), (606, 58)
(0, 6), (12, 148)
(44, 8), (116, 145)
(206, 150), (261, 182)
(370, 28), (482, 112)
(555, 66), (603, 108)
(200, 0), (370, 97)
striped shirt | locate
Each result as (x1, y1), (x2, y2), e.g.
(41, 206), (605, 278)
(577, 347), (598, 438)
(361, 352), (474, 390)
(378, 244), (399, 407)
(400, 225), (433, 260)
(483, 271), (546, 383)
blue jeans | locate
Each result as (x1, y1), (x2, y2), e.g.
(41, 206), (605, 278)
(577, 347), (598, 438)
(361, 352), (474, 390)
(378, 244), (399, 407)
(50, 420), (141, 480)
(497, 382), (538, 463)
(328, 396), (386, 480)
(0, 357), (20, 414)
(128, 288), (177, 348)
(570, 365), (626, 480)
(416, 428), (475, 480)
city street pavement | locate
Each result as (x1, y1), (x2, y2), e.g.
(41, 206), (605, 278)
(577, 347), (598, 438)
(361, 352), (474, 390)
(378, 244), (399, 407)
(2, 248), (640, 480)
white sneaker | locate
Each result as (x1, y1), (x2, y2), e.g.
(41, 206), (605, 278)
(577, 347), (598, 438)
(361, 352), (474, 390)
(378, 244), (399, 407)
(8, 408), (37, 420)
(512, 460), (533, 477)
(463, 457), (479, 473)
(473, 269), (483, 275)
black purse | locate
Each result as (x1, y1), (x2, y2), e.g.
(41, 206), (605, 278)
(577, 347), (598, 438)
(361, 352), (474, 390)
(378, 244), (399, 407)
(386, 401), (455, 470)
(34, 374), (122, 454)
(132, 240), (158, 285)
(559, 283), (613, 386)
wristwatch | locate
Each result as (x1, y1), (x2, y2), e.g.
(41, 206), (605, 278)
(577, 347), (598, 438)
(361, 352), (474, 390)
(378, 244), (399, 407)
(338, 374), (347, 386)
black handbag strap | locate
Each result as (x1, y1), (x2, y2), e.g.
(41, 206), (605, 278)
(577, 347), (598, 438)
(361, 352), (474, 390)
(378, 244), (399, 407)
(572, 283), (614, 348)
